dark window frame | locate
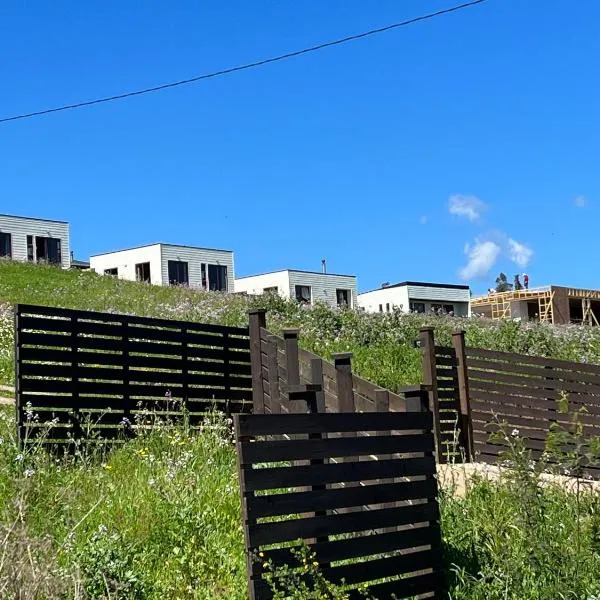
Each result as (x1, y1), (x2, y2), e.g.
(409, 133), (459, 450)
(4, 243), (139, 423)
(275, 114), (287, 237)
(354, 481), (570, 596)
(27, 236), (34, 261)
(263, 286), (279, 294)
(104, 268), (118, 276)
(135, 262), (151, 283)
(0, 232), (11, 258)
(336, 288), (350, 307)
(410, 301), (426, 313)
(295, 285), (312, 304)
(34, 236), (62, 265)
(208, 264), (228, 292)
(168, 260), (189, 286)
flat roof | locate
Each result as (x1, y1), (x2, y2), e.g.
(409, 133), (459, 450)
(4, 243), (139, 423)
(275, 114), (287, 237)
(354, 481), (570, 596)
(235, 269), (356, 280)
(0, 213), (68, 224)
(90, 242), (233, 257)
(360, 281), (470, 295)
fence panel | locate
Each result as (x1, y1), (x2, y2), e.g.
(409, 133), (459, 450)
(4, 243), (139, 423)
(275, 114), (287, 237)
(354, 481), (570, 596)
(15, 304), (253, 446)
(235, 411), (443, 600)
(465, 347), (600, 478)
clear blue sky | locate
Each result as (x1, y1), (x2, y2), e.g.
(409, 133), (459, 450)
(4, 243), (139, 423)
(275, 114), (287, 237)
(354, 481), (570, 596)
(1, 0), (598, 294)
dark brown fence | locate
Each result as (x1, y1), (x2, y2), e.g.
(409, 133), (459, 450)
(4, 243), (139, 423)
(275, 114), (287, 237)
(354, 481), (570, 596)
(15, 304), (253, 446)
(249, 310), (427, 417)
(428, 328), (600, 478)
(235, 411), (443, 600)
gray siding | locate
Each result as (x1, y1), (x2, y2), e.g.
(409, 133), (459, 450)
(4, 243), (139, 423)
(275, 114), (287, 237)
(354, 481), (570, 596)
(288, 271), (357, 308)
(0, 215), (70, 268)
(407, 285), (470, 303)
(160, 245), (234, 290)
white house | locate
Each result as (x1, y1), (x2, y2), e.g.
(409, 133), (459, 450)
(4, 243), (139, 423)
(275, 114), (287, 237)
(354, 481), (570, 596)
(90, 243), (234, 291)
(358, 281), (471, 316)
(0, 213), (70, 268)
(235, 269), (358, 309)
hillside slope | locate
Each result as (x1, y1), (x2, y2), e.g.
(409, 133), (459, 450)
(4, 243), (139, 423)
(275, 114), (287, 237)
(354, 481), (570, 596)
(1, 261), (599, 388)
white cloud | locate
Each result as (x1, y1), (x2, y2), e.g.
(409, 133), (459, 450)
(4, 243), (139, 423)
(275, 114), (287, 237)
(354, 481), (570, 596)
(419, 215), (428, 225)
(574, 195), (587, 208)
(459, 239), (501, 280)
(449, 194), (487, 222)
(508, 238), (533, 268)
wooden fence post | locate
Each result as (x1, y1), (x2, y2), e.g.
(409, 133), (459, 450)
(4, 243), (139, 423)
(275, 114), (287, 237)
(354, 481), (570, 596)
(452, 330), (474, 462)
(332, 352), (355, 412)
(248, 310), (266, 414)
(282, 329), (300, 387)
(14, 306), (23, 448)
(266, 335), (281, 414)
(310, 358), (327, 414)
(419, 328), (443, 463)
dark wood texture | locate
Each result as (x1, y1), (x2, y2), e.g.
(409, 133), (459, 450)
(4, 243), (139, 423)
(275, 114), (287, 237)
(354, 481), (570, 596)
(235, 411), (442, 600)
(15, 304), (252, 446)
(431, 334), (600, 479)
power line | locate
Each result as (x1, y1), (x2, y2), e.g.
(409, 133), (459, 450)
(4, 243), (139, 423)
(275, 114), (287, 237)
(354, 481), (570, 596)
(0, 0), (488, 124)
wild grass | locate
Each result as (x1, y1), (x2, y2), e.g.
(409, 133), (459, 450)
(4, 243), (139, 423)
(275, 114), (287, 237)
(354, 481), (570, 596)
(3, 260), (600, 389)
(2, 403), (600, 599)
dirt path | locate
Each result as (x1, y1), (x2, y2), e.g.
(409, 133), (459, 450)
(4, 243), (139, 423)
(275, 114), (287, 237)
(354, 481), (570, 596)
(438, 462), (600, 495)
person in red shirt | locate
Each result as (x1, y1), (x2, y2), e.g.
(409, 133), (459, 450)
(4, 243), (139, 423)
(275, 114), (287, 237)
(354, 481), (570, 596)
(523, 273), (529, 290)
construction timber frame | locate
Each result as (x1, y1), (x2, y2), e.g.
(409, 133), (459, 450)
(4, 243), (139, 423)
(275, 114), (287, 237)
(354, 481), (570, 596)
(472, 285), (600, 326)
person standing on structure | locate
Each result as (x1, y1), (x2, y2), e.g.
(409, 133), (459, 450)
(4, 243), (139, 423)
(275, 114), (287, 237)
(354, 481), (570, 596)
(523, 273), (529, 290)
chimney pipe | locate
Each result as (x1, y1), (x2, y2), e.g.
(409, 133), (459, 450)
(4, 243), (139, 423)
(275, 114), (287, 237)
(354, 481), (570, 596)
(321, 259), (326, 274)
(70, 250), (74, 260)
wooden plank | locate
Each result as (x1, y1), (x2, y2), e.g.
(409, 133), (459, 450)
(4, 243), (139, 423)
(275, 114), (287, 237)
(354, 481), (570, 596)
(239, 433), (434, 465)
(243, 456), (436, 491)
(324, 547), (441, 586)
(262, 524), (438, 568)
(466, 347), (600, 377)
(467, 357), (600, 388)
(247, 478), (437, 520)
(249, 311), (267, 415)
(236, 412), (432, 437)
(248, 500), (439, 547)
(452, 331), (474, 461)
(348, 572), (441, 600)
(468, 367), (600, 397)
(421, 328), (443, 463)
(16, 304), (250, 336)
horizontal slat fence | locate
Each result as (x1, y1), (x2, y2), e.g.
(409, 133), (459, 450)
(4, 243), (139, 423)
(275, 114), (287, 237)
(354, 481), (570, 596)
(428, 329), (600, 479)
(235, 411), (443, 600)
(15, 304), (253, 446)
(465, 346), (600, 478)
(249, 310), (417, 416)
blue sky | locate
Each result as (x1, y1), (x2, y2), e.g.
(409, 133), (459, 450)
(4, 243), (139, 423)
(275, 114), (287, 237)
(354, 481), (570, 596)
(1, 0), (598, 294)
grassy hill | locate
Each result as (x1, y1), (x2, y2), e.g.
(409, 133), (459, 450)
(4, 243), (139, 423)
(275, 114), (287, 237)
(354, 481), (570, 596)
(2, 260), (600, 388)
(2, 261), (600, 599)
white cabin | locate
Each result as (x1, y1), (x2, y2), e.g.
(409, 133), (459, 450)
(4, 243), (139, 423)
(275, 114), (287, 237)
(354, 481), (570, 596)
(235, 269), (357, 309)
(90, 243), (234, 291)
(0, 213), (70, 268)
(358, 281), (471, 316)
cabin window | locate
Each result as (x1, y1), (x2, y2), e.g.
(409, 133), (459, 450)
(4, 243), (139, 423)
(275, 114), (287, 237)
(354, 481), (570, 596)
(27, 236), (34, 261)
(336, 289), (350, 307)
(0, 233), (11, 258)
(264, 286), (278, 294)
(35, 236), (62, 264)
(295, 285), (312, 304)
(379, 304), (383, 312)
(135, 262), (151, 283)
(444, 304), (455, 314)
(201, 264), (207, 289)
(208, 264), (228, 291)
(104, 268), (118, 276)
(168, 260), (189, 285)
(410, 302), (426, 313)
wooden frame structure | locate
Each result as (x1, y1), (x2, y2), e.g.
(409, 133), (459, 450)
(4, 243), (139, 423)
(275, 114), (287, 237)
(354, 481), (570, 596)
(15, 304), (253, 447)
(235, 410), (443, 600)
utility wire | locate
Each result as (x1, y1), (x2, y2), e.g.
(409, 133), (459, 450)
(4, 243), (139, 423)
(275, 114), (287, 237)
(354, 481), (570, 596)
(0, 0), (487, 124)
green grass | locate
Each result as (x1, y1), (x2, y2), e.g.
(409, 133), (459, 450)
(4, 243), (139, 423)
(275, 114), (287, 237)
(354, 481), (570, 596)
(2, 406), (600, 599)
(3, 260), (600, 389)
(2, 261), (600, 598)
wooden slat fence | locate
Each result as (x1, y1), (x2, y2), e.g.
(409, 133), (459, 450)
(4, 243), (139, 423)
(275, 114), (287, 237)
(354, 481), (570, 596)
(15, 304), (253, 446)
(235, 411), (443, 600)
(248, 310), (425, 417)
(429, 329), (600, 478)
